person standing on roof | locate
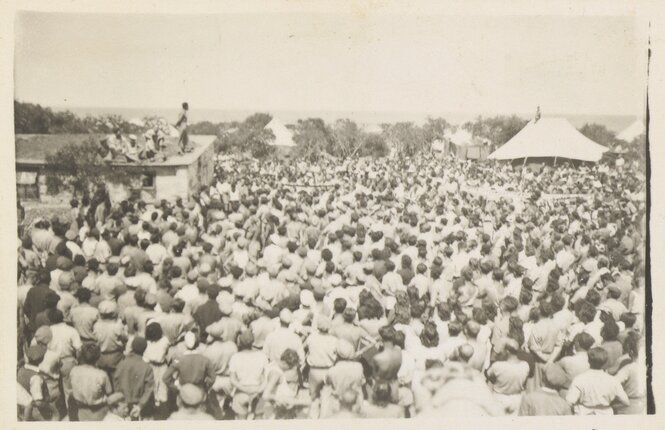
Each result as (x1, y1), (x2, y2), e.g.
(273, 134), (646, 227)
(175, 102), (190, 154)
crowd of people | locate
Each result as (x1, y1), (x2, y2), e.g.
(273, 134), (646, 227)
(17, 151), (647, 421)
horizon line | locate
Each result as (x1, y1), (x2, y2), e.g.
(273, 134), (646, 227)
(31, 102), (643, 120)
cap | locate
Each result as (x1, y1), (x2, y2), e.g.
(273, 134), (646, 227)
(279, 308), (293, 325)
(336, 340), (356, 360)
(300, 290), (315, 308)
(317, 315), (332, 332)
(56, 256), (73, 271)
(206, 321), (226, 340)
(144, 293), (157, 306)
(33, 326), (53, 346)
(98, 300), (118, 316)
(179, 384), (205, 406)
(542, 363), (568, 389)
(26, 344), (47, 363)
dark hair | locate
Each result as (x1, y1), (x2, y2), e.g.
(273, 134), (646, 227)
(448, 321), (463, 337)
(573, 332), (595, 351)
(601, 320), (620, 342)
(373, 381), (392, 406)
(145, 322), (163, 342)
(79, 343), (101, 365)
(420, 321), (440, 348)
(588, 347), (609, 369)
(622, 331), (640, 360)
(334, 298), (347, 314)
(280, 348), (300, 368)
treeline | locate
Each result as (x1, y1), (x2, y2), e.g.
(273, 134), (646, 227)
(15, 100), (635, 161)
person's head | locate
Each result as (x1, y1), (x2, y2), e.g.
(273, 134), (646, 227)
(279, 348), (300, 371)
(107, 393), (129, 418)
(601, 320), (620, 342)
(573, 332), (595, 352)
(587, 347), (609, 369)
(182, 102), (189, 110)
(79, 342), (101, 365)
(47, 308), (64, 325)
(145, 322), (163, 342)
(448, 321), (463, 337)
(334, 298), (347, 315)
(178, 384), (206, 410)
(236, 330), (254, 351)
(342, 307), (356, 324)
(622, 331), (641, 360)
(373, 380), (392, 407)
(457, 344), (475, 363)
(420, 321), (439, 347)
(464, 320), (480, 339)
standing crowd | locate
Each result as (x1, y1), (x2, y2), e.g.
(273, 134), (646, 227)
(17, 152), (647, 420)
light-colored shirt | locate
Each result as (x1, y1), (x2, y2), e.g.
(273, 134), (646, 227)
(566, 369), (629, 414)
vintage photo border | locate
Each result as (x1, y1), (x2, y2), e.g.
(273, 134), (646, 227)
(1, 1), (664, 428)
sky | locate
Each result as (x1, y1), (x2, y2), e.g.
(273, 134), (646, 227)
(14, 12), (649, 117)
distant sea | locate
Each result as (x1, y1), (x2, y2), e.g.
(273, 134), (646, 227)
(60, 106), (641, 133)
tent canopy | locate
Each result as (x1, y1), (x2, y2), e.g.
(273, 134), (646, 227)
(265, 118), (296, 147)
(488, 117), (608, 162)
(617, 119), (645, 142)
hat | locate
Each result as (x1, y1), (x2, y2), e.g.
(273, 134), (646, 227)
(542, 363), (568, 389)
(56, 256), (73, 271)
(218, 275), (233, 288)
(107, 392), (126, 407)
(33, 326), (53, 346)
(300, 290), (315, 308)
(282, 255), (292, 268)
(184, 331), (198, 350)
(199, 263), (212, 275)
(58, 272), (75, 290)
(317, 315), (332, 332)
(206, 320), (226, 340)
(98, 300), (118, 316)
(187, 269), (199, 282)
(65, 230), (77, 241)
(329, 273), (342, 287)
(179, 384), (205, 407)
(279, 308), (293, 325)
(336, 340), (356, 360)
(26, 344), (47, 363)
(219, 301), (233, 316)
(144, 293), (157, 306)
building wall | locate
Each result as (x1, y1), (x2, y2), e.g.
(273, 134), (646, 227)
(155, 166), (189, 201)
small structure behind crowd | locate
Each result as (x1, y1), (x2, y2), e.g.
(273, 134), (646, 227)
(432, 128), (492, 161)
(15, 134), (216, 203)
(488, 116), (608, 163)
(617, 119), (646, 143)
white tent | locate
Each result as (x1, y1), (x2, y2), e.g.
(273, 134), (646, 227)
(617, 119), (645, 142)
(265, 118), (296, 147)
(488, 117), (608, 162)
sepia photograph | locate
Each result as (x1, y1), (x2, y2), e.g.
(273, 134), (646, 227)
(9, 4), (654, 423)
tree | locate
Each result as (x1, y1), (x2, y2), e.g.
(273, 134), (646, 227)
(463, 115), (527, 147)
(422, 117), (451, 144)
(293, 118), (335, 161)
(45, 136), (133, 196)
(360, 133), (390, 158)
(382, 122), (426, 157)
(331, 119), (363, 158)
(579, 123), (619, 148)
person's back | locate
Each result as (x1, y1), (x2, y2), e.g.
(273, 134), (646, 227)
(518, 388), (572, 416)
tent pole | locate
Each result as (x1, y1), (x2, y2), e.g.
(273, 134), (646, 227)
(554, 156), (558, 166)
